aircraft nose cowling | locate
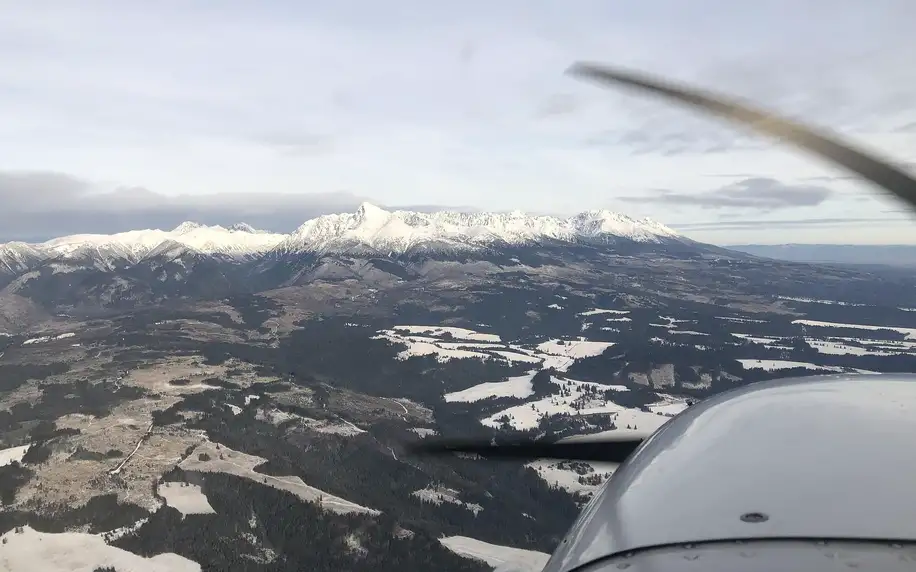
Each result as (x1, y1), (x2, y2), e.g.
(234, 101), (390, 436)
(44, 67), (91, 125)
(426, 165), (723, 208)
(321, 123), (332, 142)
(544, 373), (916, 572)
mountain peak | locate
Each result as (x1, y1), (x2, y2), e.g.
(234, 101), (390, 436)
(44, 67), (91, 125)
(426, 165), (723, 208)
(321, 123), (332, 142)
(355, 202), (390, 220)
(229, 223), (258, 233)
(172, 221), (205, 234)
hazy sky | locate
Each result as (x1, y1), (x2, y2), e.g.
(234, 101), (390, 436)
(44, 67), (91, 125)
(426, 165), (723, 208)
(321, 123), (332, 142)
(2, 0), (915, 244)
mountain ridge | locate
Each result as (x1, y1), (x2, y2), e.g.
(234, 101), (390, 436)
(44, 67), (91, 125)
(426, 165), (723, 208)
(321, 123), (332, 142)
(0, 203), (685, 265)
(0, 203), (760, 316)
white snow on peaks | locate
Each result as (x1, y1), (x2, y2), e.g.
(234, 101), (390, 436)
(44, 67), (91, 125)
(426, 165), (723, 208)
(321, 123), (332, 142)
(3, 222), (285, 266)
(229, 222), (262, 233)
(0, 242), (43, 274)
(0, 204), (680, 264)
(275, 202), (680, 254)
(163, 222), (286, 258)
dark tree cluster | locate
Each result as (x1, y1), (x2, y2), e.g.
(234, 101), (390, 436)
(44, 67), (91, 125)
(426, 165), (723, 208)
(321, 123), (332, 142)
(114, 473), (488, 572)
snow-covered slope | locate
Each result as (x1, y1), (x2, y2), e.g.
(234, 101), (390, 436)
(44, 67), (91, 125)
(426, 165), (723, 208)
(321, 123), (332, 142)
(0, 222), (286, 271)
(45, 222), (285, 262)
(0, 243), (44, 275)
(273, 202), (681, 255)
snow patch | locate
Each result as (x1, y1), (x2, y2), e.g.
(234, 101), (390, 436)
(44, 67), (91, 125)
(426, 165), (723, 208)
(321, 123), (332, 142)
(577, 309), (629, 316)
(302, 416), (366, 436)
(732, 333), (783, 345)
(22, 332), (75, 346)
(806, 338), (889, 356)
(409, 427), (438, 437)
(158, 482), (216, 516)
(0, 444), (31, 466)
(481, 376), (644, 431)
(779, 296), (865, 307)
(489, 350), (543, 364)
(412, 486), (482, 515)
(391, 325), (501, 342)
(647, 398), (690, 416)
(439, 536), (550, 572)
(535, 339), (614, 372)
(0, 526), (200, 572)
(737, 359), (845, 372)
(668, 330), (708, 336)
(374, 327), (506, 363)
(179, 441), (378, 515)
(526, 459), (618, 496)
(444, 372), (537, 403)
(716, 315), (767, 324)
(793, 319), (916, 340)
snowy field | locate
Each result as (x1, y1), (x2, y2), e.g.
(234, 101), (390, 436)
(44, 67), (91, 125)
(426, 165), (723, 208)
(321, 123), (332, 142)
(0, 526), (200, 572)
(158, 482), (216, 516)
(374, 324), (613, 371)
(526, 459), (619, 496)
(577, 308), (629, 317)
(391, 325), (501, 342)
(480, 375), (681, 433)
(378, 311), (916, 381)
(180, 441), (378, 515)
(792, 319), (916, 340)
(22, 332), (75, 345)
(0, 444), (31, 467)
(439, 536), (550, 572)
(737, 359), (846, 372)
(393, 314), (902, 499)
(444, 372), (536, 403)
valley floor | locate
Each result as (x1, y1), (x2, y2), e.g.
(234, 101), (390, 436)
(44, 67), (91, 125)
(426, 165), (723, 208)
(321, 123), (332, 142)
(0, 272), (913, 571)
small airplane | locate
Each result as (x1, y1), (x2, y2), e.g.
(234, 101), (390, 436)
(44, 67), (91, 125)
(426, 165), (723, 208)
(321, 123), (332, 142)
(412, 63), (916, 571)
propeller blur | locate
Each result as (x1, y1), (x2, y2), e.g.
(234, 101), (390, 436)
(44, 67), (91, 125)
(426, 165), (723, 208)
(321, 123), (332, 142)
(409, 64), (916, 571)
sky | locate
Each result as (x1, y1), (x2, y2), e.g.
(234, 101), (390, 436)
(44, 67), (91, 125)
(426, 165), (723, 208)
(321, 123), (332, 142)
(1, 0), (915, 244)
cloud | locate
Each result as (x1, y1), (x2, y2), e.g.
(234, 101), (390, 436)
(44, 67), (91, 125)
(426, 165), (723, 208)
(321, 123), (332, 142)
(0, 170), (474, 242)
(459, 41), (476, 66)
(704, 173), (759, 179)
(534, 94), (582, 118)
(671, 216), (911, 231)
(0, 171), (93, 211)
(621, 177), (834, 210)
(597, 125), (771, 156)
(801, 175), (861, 183)
(252, 132), (336, 157)
(0, 2), (913, 244)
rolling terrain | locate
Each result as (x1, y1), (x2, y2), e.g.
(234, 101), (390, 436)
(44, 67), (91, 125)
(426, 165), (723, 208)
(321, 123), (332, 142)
(0, 204), (915, 571)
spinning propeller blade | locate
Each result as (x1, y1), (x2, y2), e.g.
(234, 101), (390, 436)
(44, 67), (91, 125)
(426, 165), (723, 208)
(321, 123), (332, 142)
(409, 436), (643, 463)
(411, 62), (916, 465)
(567, 62), (916, 211)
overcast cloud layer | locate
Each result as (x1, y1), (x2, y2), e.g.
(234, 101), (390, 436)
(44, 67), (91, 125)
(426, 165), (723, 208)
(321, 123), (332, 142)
(2, 1), (915, 244)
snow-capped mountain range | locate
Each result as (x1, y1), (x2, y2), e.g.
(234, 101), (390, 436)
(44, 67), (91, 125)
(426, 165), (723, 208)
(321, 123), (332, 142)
(0, 203), (683, 270)
(275, 203), (679, 255)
